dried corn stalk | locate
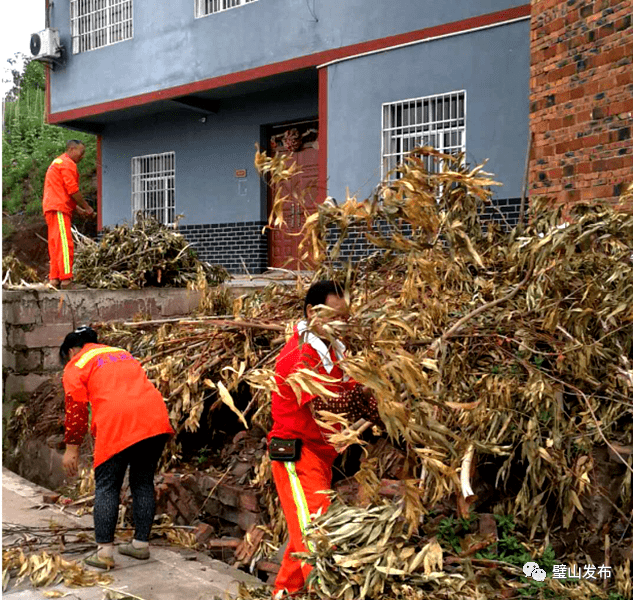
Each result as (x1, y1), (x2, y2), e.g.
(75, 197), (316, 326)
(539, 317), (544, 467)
(2, 252), (40, 287)
(2, 549), (113, 590)
(74, 214), (229, 289)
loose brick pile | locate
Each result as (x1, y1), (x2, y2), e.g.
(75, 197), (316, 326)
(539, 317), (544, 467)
(530, 0), (633, 207)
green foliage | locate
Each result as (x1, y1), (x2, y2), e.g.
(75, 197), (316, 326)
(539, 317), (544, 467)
(196, 446), (211, 466)
(437, 515), (462, 554)
(2, 220), (15, 238)
(434, 513), (563, 597)
(2, 58), (96, 219)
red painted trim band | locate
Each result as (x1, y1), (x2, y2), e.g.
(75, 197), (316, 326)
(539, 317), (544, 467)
(45, 0), (51, 122)
(96, 135), (103, 230)
(49, 4), (530, 124)
(45, 66), (51, 122)
(318, 68), (328, 203)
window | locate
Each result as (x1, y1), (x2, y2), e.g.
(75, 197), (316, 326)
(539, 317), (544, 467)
(71, 0), (133, 54)
(195, 0), (257, 18)
(131, 152), (176, 226)
(382, 90), (466, 178)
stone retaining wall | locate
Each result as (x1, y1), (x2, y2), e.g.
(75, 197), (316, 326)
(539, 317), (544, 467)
(2, 287), (202, 399)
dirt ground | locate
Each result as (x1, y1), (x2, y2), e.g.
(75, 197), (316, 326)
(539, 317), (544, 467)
(2, 213), (98, 279)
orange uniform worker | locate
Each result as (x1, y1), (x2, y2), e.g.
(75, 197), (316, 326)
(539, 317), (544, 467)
(60, 326), (174, 570)
(268, 281), (382, 598)
(42, 140), (94, 288)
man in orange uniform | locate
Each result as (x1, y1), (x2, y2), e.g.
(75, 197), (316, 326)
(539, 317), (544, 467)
(60, 326), (174, 569)
(269, 281), (382, 598)
(42, 140), (94, 288)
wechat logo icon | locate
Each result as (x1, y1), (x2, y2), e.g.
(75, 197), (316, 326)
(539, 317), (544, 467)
(523, 561), (547, 582)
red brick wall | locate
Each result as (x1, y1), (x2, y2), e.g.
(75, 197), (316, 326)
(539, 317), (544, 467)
(530, 0), (633, 207)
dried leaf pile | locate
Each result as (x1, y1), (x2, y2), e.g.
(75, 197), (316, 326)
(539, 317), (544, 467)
(2, 549), (113, 591)
(255, 148), (633, 513)
(73, 214), (229, 289)
(2, 252), (40, 287)
(97, 284), (303, 467)
(242, 148), (633, 598)
(90, 150), (632, 598)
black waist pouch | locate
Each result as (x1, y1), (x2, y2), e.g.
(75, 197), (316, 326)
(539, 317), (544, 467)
(269, 437), (302, 462)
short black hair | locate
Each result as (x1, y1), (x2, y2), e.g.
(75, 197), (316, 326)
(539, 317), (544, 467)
(59, 326), (98, 366)
(304, 280), (344, 317)
(66, 139), (85, 150)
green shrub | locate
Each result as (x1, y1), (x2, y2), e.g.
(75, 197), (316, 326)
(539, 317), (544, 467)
(2, 221), (15, 238)
(2, 59), (96, 216)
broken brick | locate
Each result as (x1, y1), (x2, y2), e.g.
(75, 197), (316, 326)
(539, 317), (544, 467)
(256, 560), (280, 574)
(234, 524), (266, 564)
(194, 523), (216, 546)
(239, 491), (259, 513)
(478, 513), (498, 541)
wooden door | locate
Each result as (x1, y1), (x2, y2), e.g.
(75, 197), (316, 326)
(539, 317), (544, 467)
(268, 123), (319, 270)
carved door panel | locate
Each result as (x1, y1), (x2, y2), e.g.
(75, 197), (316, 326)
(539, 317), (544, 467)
(268, 122), (319, 270)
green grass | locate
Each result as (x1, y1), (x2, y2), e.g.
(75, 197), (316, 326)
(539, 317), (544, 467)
(2, 220), (15, 238)
(3, 60), (96, 218)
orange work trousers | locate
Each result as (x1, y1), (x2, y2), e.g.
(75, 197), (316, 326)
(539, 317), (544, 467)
(45, 211), (74, 281)
(271, 445), (334, 596)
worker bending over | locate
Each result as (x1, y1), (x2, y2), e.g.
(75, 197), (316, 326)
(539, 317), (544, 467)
(60, 327), (174, 569)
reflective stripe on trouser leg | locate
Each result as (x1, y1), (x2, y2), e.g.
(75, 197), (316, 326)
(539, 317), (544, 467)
(284, 461), (316, 552)
(56, 212), (71, 276)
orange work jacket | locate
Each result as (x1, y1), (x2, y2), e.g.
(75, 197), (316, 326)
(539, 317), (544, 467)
(63, 343), (174, 468)
(43, 153), (80, 215)
(268, 327), (356, 464)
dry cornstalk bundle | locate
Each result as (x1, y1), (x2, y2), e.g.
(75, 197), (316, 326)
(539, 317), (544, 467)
(2, 548), (113, 590)
(97, 283), (306, 468)
(73, 214), (229, 289)
(246, 147), (633, 598)
(239, 500), (615, 600)
(2, 252), (40, 287)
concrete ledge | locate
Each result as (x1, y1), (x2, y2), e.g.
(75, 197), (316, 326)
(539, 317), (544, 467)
(3, 439), (68, 491)
(2, 281), (292, 399)
(2, 288), (204, 399)
(2, 288), (203, 327)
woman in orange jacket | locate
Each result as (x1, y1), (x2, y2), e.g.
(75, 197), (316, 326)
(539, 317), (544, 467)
(60, 327), (174, 570)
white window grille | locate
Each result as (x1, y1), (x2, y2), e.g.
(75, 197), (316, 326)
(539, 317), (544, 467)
(131, 152), (176, 226)
(195, 0), (257, 18)
(71, 0), (133, 54)
(382, 90), (466, 179)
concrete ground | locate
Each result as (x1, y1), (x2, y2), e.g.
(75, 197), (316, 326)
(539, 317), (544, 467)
(2, 468), (265, 600)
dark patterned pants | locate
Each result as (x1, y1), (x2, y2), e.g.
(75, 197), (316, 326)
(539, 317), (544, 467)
(94, 434), (167, 544)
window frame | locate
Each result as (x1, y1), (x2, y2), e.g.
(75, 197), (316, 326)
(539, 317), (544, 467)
(381, 90), (466, 179)
(131, 151), (176, 226)
(195, 0), (258, 19)
(70, 0), (134, 54)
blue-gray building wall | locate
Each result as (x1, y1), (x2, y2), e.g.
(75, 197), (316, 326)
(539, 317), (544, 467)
(49, 0), (528, 114)
(101, 85), (316, 226)
(96, 19), (530, 273)
(100, 84), (317, 272)
(326, 20), (531, 203)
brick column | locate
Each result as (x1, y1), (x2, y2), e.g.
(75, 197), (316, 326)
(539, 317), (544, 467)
(530, 0), (633, 207)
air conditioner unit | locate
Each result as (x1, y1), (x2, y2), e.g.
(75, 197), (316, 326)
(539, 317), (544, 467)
(30, 29), (62, 61)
